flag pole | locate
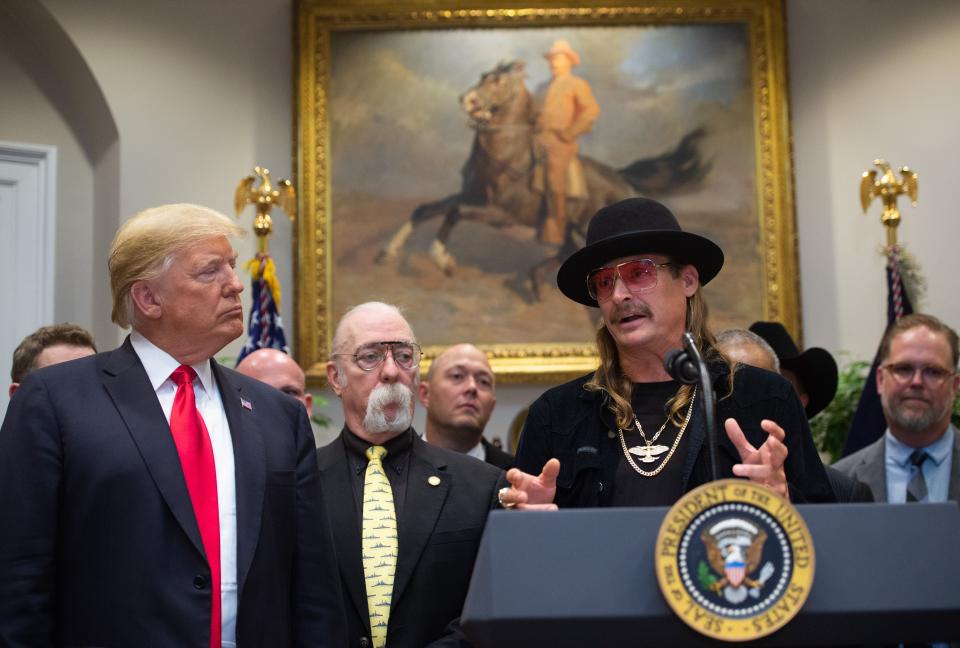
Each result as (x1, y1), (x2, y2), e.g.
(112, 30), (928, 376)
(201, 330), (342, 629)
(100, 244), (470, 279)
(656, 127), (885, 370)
(842, 159), (920, 457)
(233, 167), (296, 364)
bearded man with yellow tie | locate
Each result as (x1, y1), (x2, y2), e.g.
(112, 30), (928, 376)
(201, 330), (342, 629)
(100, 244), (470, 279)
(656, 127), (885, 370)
(0, 204), (345, 647)
(320, 302), (507, 648)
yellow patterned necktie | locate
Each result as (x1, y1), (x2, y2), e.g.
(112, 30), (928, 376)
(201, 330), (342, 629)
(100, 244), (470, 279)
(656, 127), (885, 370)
(362, 445), (397, 648)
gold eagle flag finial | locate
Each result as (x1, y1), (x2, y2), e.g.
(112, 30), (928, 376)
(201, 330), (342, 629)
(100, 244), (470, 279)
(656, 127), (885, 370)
(234, 166), (296, 254)
(859, 159), (918, 247)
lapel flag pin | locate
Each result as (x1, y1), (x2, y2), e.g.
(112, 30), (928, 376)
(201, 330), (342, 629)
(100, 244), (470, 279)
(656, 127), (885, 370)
(240, 397), (253, 411)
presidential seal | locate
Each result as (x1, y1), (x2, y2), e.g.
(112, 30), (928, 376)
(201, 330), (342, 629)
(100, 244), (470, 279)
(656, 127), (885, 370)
(654, 479), (815, 641)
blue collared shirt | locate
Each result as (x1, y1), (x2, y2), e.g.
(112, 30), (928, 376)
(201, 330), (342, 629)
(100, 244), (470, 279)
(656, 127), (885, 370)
(884, 425), (954, 503)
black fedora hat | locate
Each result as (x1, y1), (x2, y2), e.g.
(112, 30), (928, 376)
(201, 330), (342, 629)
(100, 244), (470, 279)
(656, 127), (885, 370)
(556, 197), (724, 306)
(749, 321), (839, 419)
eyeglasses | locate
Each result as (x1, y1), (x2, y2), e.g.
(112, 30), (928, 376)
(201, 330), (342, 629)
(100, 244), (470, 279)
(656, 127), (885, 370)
(334, 341), (422, 371)
(586, 259), (674, 302)
(882, 362), (955, 386)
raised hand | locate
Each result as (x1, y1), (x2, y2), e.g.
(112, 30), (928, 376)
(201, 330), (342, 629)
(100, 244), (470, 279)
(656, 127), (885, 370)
(724, 418), (789, 499)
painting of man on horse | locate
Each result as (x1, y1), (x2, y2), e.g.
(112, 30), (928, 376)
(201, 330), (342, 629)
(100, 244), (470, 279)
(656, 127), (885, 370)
(376, 56), (710, 300)
(328, 25), (759, 347)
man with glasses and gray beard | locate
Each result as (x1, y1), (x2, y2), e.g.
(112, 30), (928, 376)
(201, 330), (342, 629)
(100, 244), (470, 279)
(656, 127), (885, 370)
(833, 313), (960, 503)
(318, 302), (507, 648)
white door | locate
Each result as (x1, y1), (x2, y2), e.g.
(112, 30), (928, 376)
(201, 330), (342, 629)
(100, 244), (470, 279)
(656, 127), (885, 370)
(0, 141), (56, 422)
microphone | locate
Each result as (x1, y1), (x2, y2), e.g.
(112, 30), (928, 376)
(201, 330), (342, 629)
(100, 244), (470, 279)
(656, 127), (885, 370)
(664, 332), (719, 482)
(663, 348), (699, 384)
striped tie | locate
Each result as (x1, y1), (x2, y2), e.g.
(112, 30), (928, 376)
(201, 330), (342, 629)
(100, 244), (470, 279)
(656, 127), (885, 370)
(362, 446), (397, 648)
(906, 449), (929, 502)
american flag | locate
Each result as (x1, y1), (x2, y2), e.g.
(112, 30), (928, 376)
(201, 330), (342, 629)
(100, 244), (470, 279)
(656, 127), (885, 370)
(236, 253), (289, 365)
(841, 245), (914, 456)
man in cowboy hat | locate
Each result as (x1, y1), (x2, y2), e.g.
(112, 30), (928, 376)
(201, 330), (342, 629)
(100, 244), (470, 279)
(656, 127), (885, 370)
(749, 321), (839, 419)
(535, 39), (600, 246)
(500, 197), (834, 509)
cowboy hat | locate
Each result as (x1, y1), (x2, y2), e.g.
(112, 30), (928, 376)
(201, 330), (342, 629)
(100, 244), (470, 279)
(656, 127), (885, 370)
(749, 321), (839, 419)
(544, 39), (581, 66)
(556, 197), (724, 307)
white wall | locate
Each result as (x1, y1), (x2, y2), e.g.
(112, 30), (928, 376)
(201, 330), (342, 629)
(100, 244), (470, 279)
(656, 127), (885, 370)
(4, 0), (958, 442)
(0, 48), (96, 372)
(788, 0), (960, 360)
(41, 0), (296, 357)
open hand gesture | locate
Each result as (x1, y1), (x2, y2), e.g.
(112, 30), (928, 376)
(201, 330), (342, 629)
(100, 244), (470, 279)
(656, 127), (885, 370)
(724, 418), (789, 499)
(499, 459), (561, 511)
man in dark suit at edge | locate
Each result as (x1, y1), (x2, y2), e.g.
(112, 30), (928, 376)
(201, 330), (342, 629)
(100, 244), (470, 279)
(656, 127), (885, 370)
(0, 203), (345, 647)
(319, 302), (507, 648)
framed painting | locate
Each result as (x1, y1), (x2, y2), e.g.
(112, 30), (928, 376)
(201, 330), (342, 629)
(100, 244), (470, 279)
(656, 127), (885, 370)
(295, 0), (798, 383)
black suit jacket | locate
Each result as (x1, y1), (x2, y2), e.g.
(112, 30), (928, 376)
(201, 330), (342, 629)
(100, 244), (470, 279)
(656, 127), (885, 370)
(824, 465), (874, 503)
(0, 338), (346, 647)
(317, 430), (506, 648)
(481, 437), (515, 470)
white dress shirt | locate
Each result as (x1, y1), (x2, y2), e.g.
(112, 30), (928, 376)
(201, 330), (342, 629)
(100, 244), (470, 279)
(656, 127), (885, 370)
(131, 331), (238, 647)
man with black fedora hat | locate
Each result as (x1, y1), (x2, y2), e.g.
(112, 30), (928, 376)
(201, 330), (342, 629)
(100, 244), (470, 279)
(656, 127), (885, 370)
(499, 197), (834, 509)
(749, 321), (839, 419)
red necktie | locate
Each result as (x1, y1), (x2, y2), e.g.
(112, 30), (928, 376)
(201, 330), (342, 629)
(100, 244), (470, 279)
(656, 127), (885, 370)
(170, 365), (221, 648)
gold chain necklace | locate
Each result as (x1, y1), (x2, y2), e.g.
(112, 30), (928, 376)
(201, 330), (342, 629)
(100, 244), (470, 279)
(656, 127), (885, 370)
(617, 387), (697, 477)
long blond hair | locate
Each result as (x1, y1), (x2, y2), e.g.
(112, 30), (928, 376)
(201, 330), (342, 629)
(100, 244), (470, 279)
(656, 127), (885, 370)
(585, 287), (733, 429)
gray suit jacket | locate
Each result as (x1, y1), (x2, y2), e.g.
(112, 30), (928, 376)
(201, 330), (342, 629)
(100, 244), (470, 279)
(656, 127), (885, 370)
(832, 429), (960, 503)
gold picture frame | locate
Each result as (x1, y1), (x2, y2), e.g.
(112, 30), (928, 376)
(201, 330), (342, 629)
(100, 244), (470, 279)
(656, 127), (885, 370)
(295, 0), (797, 384)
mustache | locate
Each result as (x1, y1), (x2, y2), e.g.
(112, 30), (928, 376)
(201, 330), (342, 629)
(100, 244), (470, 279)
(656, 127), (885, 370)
(364, 382), (414, 434)
(611, 302), (652, 324)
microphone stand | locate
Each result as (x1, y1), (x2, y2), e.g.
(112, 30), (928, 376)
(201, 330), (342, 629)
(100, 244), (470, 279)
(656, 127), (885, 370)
(664, 332), (719, 482)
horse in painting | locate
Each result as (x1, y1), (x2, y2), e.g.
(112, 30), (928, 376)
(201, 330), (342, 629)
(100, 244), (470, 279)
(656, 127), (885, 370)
(376, 59), (709, 300)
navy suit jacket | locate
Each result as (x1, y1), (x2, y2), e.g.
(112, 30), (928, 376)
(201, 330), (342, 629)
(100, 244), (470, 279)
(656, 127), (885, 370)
(317, 430), (506, 648)
(0, 338), (346, 647)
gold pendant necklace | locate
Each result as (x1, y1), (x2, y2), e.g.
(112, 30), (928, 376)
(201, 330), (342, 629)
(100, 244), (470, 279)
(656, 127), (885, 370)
(618, 387), (696, 477)
(626, 414), (669, 463)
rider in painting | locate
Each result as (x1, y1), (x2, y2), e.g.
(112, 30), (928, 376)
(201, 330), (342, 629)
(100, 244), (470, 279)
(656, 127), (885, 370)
(534, 39), (600, 247)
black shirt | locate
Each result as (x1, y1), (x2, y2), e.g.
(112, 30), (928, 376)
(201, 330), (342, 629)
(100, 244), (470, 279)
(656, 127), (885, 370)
(610, 380), (690, 507)
(342, 427), (414, 529)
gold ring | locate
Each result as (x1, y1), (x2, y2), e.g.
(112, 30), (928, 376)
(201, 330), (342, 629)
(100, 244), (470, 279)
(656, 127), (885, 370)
(498, 487), (516, 509)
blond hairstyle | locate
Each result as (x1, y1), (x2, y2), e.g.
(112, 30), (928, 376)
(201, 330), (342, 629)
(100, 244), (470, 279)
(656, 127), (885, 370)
(109, 203), (245, 328)
(585, 285), (734, 430)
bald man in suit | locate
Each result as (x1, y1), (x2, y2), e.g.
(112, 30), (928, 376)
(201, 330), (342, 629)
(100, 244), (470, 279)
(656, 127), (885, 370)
(319, 302), (506, 648)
